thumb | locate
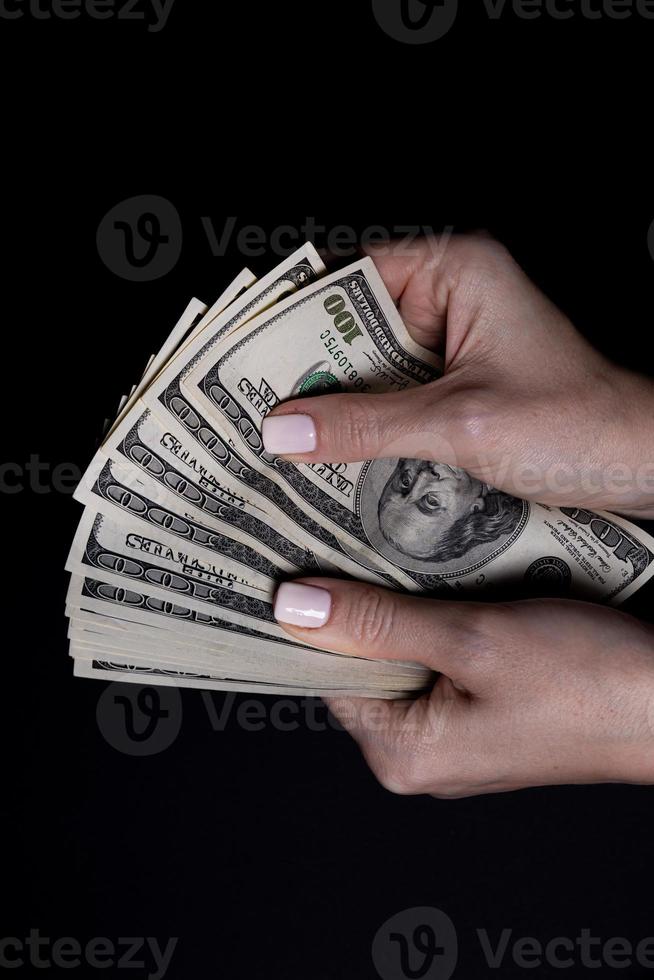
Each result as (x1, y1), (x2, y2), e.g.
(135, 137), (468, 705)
(272, 577), (476, 687)
(272, 577), (481, 795)
(261, 382), (461, 464)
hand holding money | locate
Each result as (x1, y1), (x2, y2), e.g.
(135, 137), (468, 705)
(273, 577), (654, 796)
(263, 234), (654, 519)
(66, 235), (654, 703)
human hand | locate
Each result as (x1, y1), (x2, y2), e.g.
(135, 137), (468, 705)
(274, 579), (654, 797)
(262, 235), (654, 518)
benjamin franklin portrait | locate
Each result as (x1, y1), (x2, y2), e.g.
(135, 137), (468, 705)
(358, 458), (525, 575)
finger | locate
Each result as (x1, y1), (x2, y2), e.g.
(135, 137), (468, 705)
(261, 379), (464, 464)
(324, 694), (452, 746)
(321, 694), (415, 793)
(363, 237), (452, 350)
(324, 695), (413, 738)
(323, 692), (463, 796)
(273, 577), (478, 684)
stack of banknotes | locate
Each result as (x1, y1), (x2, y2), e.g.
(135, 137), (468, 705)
(66, 243), (654, 698)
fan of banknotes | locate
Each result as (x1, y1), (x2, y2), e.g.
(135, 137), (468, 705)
(65, 243), (654, 698)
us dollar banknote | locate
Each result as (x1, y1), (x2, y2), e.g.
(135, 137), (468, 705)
(66, 575), (430, 694)
(98, 246), (399, 585)
(66, 240), (654, 701)
(70, 660), (416, 700)
(177, 256), (654, 604)
(106, 266), (257, 437)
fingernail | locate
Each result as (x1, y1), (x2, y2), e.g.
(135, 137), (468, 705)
(274, 582), (332, 629)
(262, 414), (317, 454)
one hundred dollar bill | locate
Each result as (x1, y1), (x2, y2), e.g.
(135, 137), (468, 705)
(71, 658), (414, 700)
(177, 256), (654, 605)
(67, 240), (654, 704)
(66, 575), (431, 693)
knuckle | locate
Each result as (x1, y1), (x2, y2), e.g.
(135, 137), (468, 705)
(369, 751), (425, 796)
(332, 397), (384, 458)
(345, 587), (396, 651)
(452, 234), (521, 304)
(463, 233), (512, 270)
(457, 603), (514, 673)
(374, 764), (410, 795)
(459, 399), (494, 446)
(444, 386), (498, 452)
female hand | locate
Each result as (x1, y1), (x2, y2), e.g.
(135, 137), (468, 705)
(263, 235), (654, 517)
(274, 579), (654, 797)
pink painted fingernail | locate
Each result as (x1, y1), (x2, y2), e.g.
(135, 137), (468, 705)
(262, 414), (317, 454)
(273, 583), (332, 629)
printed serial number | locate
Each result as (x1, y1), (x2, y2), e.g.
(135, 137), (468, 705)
(320, 330), (371, 390)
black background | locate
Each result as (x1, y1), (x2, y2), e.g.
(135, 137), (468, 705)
(3, 1), (654, 978)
